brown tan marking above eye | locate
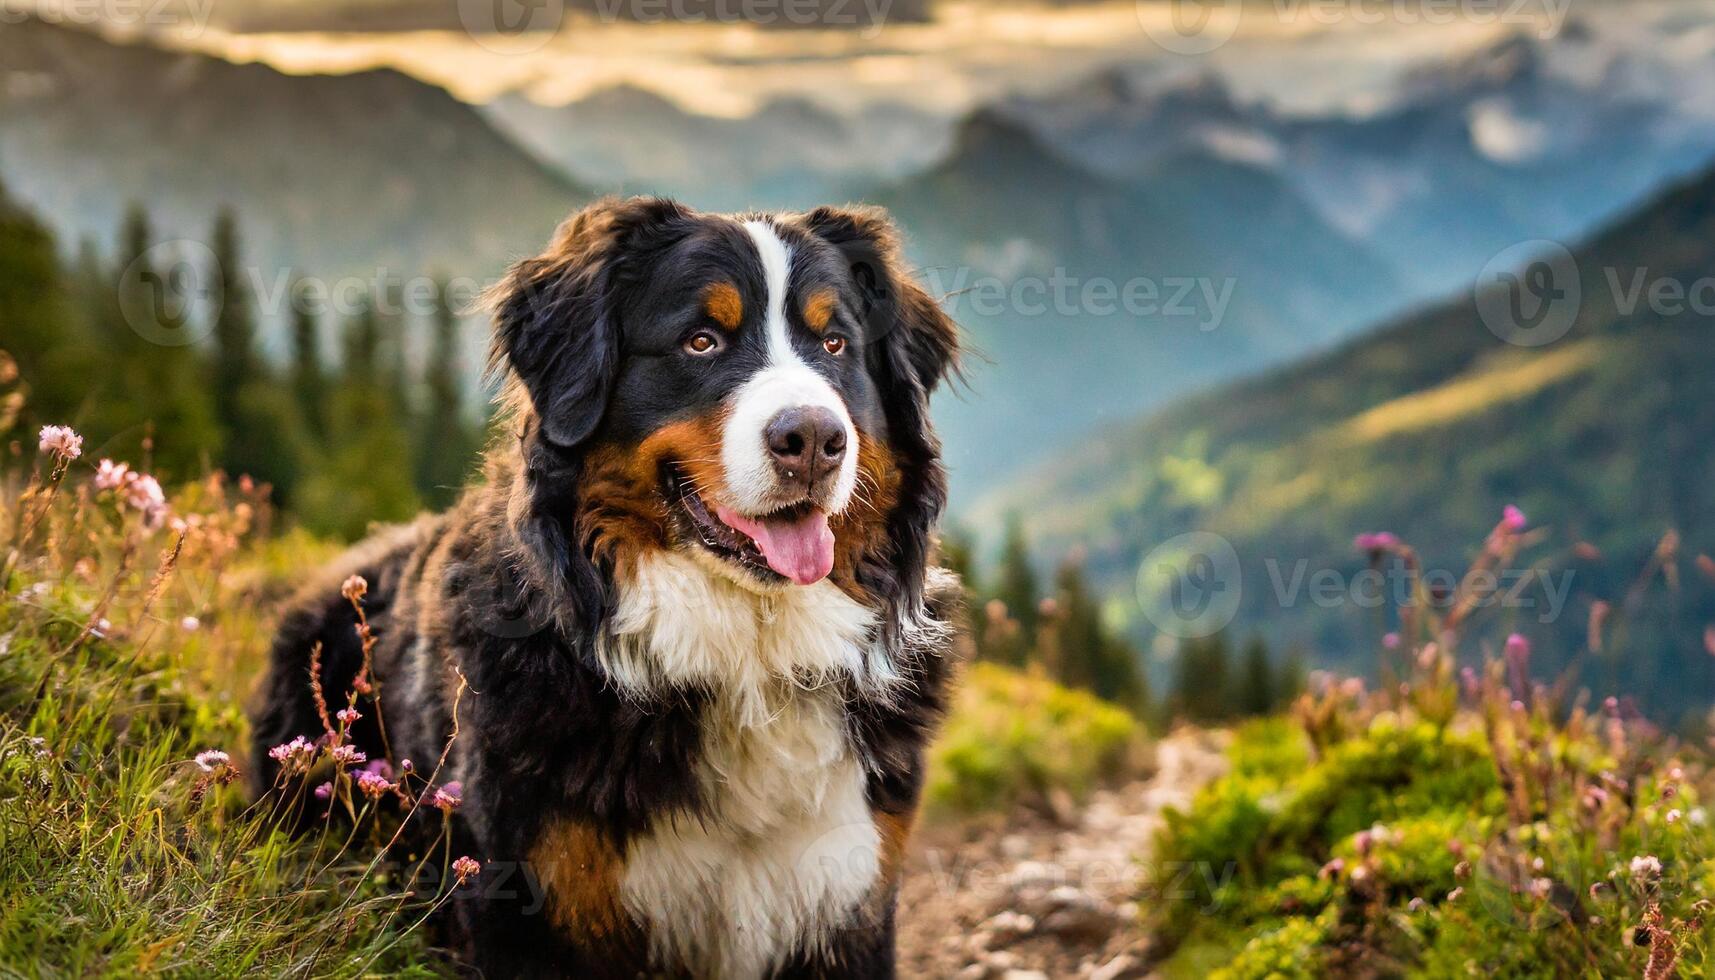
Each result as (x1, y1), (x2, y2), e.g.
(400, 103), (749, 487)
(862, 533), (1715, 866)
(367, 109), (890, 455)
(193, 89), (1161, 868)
(703, 282), (743, 331)
(802, 288), (836, 334)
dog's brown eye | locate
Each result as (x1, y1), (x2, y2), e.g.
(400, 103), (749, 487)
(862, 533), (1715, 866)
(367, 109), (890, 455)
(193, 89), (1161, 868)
(685, 332), (720, 355)
(822, 336), (846, 356)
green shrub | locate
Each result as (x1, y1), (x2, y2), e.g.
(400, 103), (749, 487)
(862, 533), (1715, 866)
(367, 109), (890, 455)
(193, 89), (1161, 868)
(1208, 911), (1332, 980)
(925, 662), (1141, 815)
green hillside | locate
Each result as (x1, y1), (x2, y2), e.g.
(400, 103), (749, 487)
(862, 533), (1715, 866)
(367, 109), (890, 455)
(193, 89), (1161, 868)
(972, 161), (1715, 724)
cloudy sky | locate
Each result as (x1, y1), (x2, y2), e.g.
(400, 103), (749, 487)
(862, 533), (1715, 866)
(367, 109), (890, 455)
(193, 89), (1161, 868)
(86, 0), (1592, 116)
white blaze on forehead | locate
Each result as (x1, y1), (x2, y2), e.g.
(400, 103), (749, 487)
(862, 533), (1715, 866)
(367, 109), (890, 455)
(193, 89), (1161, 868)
(720, 220), (858, 516)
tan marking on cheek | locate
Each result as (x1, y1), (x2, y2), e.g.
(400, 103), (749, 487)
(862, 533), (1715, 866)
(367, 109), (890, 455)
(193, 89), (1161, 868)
(828, 432), (902, 600)
(529, 820), (633, 940)
(802, 288), (836, 334)
(576, 413), (732, 576)
(703, 282), (744, 331)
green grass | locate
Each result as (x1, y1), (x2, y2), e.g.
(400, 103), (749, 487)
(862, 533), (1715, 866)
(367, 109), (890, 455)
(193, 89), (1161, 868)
(0, 465), (450, 977)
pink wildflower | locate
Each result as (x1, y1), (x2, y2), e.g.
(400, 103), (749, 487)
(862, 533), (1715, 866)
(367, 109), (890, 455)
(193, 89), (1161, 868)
(1447, 887), (1465, 902)
(1382, 632), (1401, 650)
(268, 735), (316, 772)
(94, 458), (131, 490)
(330, 744), (366, 766)
(313, 781), (333, 802)
(430, 781), (463, 813)
(1354, 532), (1401, 553)
(341, 575), (368, 603)
(1501, 505), (1527, 531)
(194, 749), (231, 773)
(356, 770), (394, 798)
(336, 707), (362, 727)
(1631, 855), (1663, 881)
(180, 616), (200, 632)
(452, 855), (481, 886)
(37, 424), (82, 461)
(1318, 858), (1345, 880)
(1529, 877), (1553, 900)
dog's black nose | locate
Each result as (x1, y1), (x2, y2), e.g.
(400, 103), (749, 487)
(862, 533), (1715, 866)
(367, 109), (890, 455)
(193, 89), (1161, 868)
(765, 406), (846, 488)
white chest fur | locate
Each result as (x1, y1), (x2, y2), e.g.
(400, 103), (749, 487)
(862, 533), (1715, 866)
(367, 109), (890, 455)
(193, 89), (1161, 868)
(598, 553), (894, 979)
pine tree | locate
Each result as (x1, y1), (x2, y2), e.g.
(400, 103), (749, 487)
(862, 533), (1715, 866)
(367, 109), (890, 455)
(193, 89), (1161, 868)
(1053, 558), (1102, 689)
(992, 516), (1040, 658)
(209, 208), (258, 435)
(414, 279), (480, 508)
(1174, 634), (1232, 724)
(207, 211), (308, 500)
(296, 297), (422, 539)
(0, 175), (93, 435)
(290, 282), (328, 440)
(101, 207), (223, 477)
(1277, 647), (1308, 709)
(1237, 635), (1275, 717)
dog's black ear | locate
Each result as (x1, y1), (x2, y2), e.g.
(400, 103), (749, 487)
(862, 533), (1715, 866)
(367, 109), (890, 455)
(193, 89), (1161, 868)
(490, 197), (689, 449)
(804, 205), (960, 611)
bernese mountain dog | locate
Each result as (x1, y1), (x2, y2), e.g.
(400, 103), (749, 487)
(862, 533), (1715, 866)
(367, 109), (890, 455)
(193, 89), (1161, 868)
(248, 198), (963, 978)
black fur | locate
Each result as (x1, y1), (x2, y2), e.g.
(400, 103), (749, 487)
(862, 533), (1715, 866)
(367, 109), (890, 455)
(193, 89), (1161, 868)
(249, 199), (962, 979)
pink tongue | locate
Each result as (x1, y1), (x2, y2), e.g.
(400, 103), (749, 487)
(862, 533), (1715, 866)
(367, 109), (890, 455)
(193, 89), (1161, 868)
(715, 506), (835, 585)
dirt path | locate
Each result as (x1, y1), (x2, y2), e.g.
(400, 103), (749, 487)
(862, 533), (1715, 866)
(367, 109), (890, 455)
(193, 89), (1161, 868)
(895, 729), (1231, 979)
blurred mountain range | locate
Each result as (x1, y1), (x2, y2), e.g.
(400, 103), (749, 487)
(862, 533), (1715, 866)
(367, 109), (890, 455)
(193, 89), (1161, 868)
(0, 17), (587, 335)
(3, 13), (1714, 497)
(482, 85), (949, 213)
(968, 159), (1715, 722)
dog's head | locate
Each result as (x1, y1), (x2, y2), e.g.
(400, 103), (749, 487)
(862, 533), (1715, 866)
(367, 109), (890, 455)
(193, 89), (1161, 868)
(491, 198), (957, 616)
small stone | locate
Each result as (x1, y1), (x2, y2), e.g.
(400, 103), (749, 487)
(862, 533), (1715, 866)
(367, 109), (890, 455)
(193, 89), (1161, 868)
(983, 910), (1038, 945)
(1035, 886), (1119, 941)
(955, 966), (987, 980)
(1090, 954), (1143, 980)
(1002, 972), (1050, 980)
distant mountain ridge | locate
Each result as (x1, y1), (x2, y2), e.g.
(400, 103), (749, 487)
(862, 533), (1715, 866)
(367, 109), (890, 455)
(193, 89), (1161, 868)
(971, 156), (1715, 723)
(481, 84), (949, 213)
(872, 108), (1409, 501)
(0, 17), (589, 333)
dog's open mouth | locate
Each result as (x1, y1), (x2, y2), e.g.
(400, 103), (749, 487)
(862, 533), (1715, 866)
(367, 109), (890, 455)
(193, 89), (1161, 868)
(666, 467), (835, 586)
